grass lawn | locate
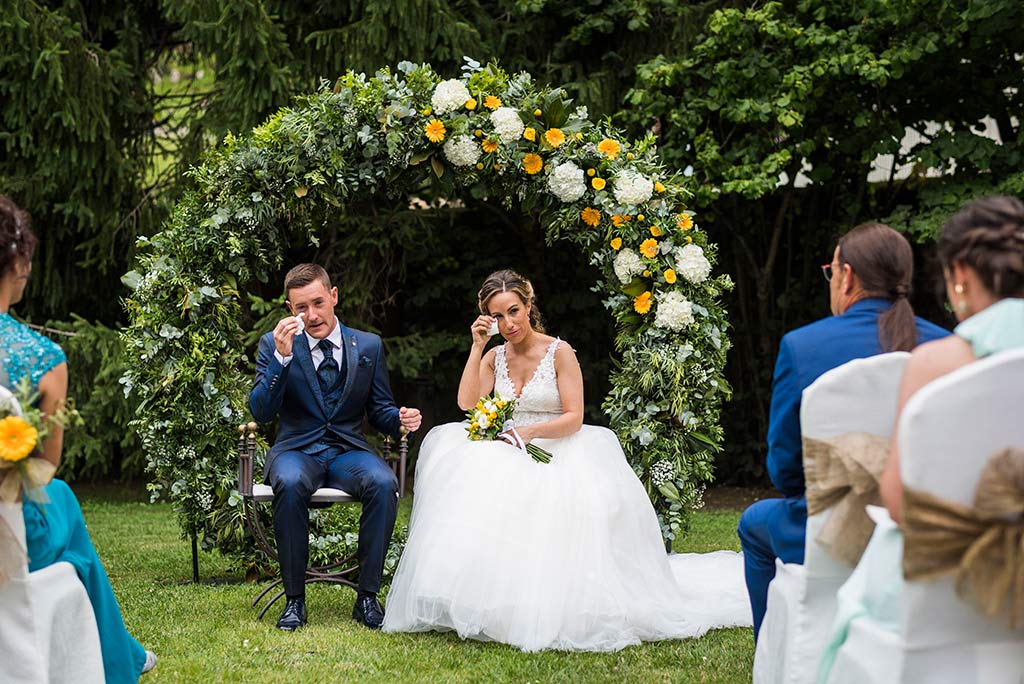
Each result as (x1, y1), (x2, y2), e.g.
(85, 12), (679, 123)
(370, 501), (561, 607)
(79, 486), (754, 683)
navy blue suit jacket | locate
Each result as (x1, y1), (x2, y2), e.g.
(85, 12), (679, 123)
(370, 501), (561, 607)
(767, 298), (949, 502)
(248, 323), (402, 480)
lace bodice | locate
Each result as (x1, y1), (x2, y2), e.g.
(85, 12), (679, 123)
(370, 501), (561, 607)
(0, 313), (66, 393)
(494, 338), (564, 426)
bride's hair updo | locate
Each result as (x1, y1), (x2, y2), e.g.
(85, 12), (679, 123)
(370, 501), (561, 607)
(0, 196), (37, 278)
(938, 195), (1024, 299)
(478, 269), (545, 333)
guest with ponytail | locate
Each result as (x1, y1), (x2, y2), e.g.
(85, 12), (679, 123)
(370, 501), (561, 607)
(739, 221), (949, 641)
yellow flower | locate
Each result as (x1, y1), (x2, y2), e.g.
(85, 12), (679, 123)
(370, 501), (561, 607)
(575, 132), (583, 140)
(421, 107), (433, 116)
(643, 270), (651, 277)
(474, 128), (483, 137)
(485, 95), (502, 110)
(586, 168), (596, 177)
(581, 207), (601, 227)
(611, 214), (627, 227)
(597, 138), (621, 159)
(523, 153), (543, 175)
(591, 177), (606, 191)
(654, 181), (666, 193)
(633, 291), (653, 314)
(425, 119), (446, 143)
(626, 152), (634, 160)
(640, 238), (659, 258)
(610, 237), (623, 250)
(637, 214), (645, 222)
(523, 127), (537, 142)
(534, 108), (542, 116)
(494, 163), (503, 171)
(686, 235), (693, 243)
(650, 225), (662, 237)
(482, 138), (499, 153)
(664, 269), (677, 284)
(465, 98), (478, 111)
(476, 162), (484, 170)
(0, 416), (37, 463)
(544, 128), (566, 147)
(677, 213), (694, 231)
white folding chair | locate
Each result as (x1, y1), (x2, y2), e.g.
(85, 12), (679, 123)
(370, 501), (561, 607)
(0, 386), (104, 684)
(754, 352), (909, 684)
(828, 348), (1024, 684)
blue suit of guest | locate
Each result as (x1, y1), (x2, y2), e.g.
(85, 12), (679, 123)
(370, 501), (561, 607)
(249, 317), (402, 600)
(738, 298), (948, 639)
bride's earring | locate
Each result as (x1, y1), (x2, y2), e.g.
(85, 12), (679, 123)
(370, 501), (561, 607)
(954, 283), (968, 314)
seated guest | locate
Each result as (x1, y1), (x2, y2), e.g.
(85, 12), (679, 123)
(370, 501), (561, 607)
(0, 196), (155, 682)
(817, 195), (1024, 681)
(738, 222), (949, 641)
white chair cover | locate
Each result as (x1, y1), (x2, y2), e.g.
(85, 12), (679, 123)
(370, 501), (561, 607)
(831, 348), (1024, 684)
(0, 387), (104, 684)
(754, 352), (909, 684)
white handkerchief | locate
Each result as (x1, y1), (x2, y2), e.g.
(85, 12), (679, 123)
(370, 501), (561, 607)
(487, 320), (499, 336)
(294, 312), (306, 335)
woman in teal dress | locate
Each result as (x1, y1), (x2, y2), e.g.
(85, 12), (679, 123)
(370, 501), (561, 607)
(0, 196), (154, 683)
(818, 195), (1024, 682)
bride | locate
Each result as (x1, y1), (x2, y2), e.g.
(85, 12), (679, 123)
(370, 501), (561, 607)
(382, 270), (751, 651)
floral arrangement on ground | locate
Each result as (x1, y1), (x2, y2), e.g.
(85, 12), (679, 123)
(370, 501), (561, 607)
(121, 58), (733, 572)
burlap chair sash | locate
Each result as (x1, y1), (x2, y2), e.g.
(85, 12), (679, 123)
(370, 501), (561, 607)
(903, 447), (1024, 629)
(803, 432), (890, 567)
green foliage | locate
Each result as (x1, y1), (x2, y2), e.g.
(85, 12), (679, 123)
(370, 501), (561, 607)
(122, 62), (731, 563)
(626, 0), (1022, 479)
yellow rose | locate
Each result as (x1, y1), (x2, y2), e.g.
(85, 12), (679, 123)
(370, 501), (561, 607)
(610, 237), (623, 250)
(523, 127), (537, 142)
(664, 269), (677, 284)
(591, 177), (606, 190)
(534, 108), (542, 116)
(586, 168), (596, 177)
(465, 98), (478, 110)
(474, 128), (483, 137)
(654, 181), (666, 193)
(650, 225), (662, 237)
(637, 214), (645, 222)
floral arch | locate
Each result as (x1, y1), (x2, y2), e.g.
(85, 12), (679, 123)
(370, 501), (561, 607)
(122, 60), (733, 566)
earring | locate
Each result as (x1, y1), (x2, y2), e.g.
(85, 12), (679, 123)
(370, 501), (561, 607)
(953, 283), (968, 314)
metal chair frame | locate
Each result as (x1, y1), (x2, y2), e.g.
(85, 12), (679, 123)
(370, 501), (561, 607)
(236, 422), (408, 619)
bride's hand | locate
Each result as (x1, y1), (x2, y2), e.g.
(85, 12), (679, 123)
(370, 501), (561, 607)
(470, 315), (495, 348)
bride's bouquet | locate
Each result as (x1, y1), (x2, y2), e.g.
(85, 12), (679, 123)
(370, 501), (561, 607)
(465, 393), (553, 464)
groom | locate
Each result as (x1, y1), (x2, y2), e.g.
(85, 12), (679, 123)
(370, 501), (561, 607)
(249, 263), (421, 631)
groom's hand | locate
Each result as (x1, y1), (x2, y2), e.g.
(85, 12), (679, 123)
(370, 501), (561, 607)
(273, 315), (304, 357)
(398, 406), (422, 433)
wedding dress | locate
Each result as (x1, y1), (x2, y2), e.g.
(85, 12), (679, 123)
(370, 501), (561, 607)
(382, 339), (751, 651)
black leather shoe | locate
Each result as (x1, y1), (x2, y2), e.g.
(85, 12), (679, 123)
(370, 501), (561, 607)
(276, 597), (307, 631)
(352, 595), (385, 629)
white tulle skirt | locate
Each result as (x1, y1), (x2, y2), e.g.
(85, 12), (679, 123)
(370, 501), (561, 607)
(382, 422), (752, 652)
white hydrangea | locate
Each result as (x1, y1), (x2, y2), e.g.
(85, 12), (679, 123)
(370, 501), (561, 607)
(654, 291), (695, 331)
(674, 244), (712, 284)
(490, 107), (524, 143)
(546, 161), (586, 203)
(431, 79), (471, 115)
(442, 135), (480, 167)
(613, 248), (645, 284)
(612, 170), (654, 206)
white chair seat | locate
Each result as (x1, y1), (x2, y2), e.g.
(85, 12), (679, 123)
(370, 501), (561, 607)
(251, 483), (355, 504)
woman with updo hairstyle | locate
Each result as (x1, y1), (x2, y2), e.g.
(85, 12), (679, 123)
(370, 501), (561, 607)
(819, 196), (1024, 680)
(383, 269), (751, 650)
(0, 196), (156, 680)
